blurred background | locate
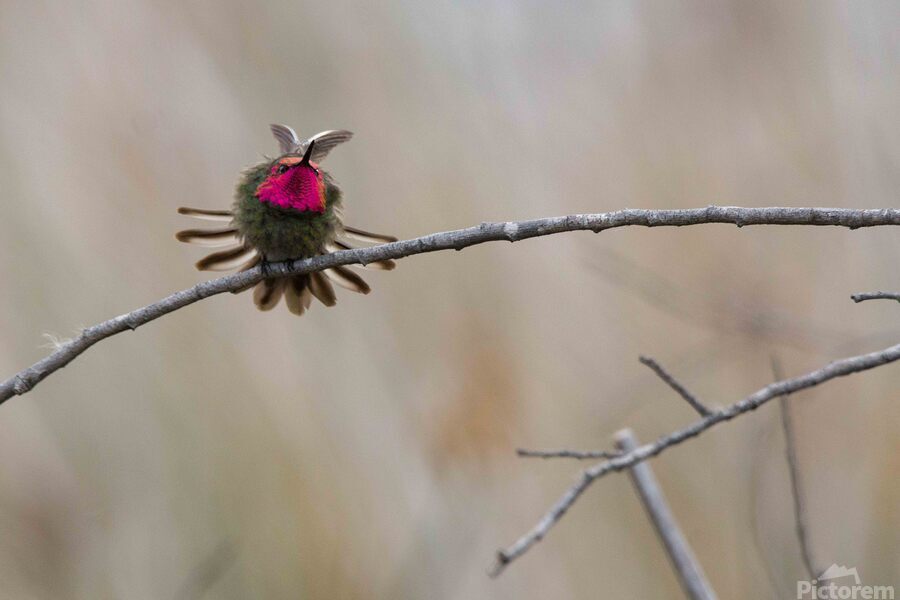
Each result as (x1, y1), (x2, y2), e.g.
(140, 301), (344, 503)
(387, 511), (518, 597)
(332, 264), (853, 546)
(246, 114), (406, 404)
(0, 0), (898, 597)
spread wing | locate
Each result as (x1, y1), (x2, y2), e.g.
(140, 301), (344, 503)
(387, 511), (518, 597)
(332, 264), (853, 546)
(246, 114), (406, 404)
(270, 123), (301, 154)
(304, 129), (354, 163)
(269, 124), (353, 162)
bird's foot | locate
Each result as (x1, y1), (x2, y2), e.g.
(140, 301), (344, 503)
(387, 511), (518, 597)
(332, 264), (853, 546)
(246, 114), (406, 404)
(259, 256), (273, 278)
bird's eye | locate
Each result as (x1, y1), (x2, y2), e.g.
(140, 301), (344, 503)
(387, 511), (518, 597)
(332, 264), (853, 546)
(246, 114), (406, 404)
(277, 164), (289, 174)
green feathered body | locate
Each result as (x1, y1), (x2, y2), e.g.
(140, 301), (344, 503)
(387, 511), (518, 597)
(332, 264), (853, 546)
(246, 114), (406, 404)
(231, 161), (343, 261)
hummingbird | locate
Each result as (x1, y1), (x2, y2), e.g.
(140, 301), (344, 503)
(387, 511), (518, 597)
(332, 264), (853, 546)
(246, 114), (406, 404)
(176, 124), (397, 315)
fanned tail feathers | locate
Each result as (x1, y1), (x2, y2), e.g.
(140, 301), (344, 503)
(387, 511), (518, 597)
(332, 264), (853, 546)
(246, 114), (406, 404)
(253, 278), (286, 311)
(339, 226), (397, 244)
(195, 246), (257, 271)
(177, 207), (233, 221)
(309, 272), (337, 306)
(283, 276), (313, 315)
(324, 265), (371, 294)
(177, 205), (394, 315)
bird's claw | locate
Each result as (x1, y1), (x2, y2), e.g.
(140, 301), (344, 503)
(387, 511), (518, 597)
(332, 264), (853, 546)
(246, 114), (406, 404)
(259, 257), (273, 278)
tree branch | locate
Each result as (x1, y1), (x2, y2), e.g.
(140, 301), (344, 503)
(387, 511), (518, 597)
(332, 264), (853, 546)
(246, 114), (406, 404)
(2, 206), (899, 405)
(516, 448), (621, 460)
(639, 356), (711, 416)
(490, 341), (900, 576)
(851, 291), (900, 304)
(614, 429), (718, 600)
(772, 357), (821, 582)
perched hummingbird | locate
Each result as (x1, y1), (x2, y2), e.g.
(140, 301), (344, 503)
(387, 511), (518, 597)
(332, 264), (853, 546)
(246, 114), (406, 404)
(176, 125), (396, 315)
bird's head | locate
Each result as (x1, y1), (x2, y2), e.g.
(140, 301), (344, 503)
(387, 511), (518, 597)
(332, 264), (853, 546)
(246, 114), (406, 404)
(255, 141), (326, 213)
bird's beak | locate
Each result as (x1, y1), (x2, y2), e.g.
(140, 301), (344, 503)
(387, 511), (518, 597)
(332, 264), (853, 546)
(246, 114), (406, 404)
(300, 140), (315, 166)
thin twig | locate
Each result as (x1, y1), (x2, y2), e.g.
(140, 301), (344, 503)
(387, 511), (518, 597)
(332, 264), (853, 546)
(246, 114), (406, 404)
(772, 358), (820, 581)
(490, 341), (900, 576)
(851, 291), (900, 304)
(614, 429), (717, 600)
(2, 206), (899, 406)
(639, 356), (711, 416)
(516, 448), (621, 460)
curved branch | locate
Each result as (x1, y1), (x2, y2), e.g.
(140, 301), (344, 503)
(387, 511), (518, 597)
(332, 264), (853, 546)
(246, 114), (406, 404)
(490, 341), (900, 576)
(2, 205), (899, 405)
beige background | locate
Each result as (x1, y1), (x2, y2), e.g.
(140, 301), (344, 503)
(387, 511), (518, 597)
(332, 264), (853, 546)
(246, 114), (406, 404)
(0, 1), (898, 598)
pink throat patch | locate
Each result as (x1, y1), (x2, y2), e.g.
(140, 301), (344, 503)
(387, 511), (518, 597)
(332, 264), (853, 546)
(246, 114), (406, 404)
(256, 162), (325, 213)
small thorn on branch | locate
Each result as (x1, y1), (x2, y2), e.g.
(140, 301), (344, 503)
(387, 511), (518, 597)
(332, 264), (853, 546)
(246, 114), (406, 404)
(639, 356), (711, 416)
(516, 448), (621, 460)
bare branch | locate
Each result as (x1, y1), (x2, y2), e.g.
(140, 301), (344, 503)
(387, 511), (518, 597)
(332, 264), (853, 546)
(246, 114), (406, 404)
(2, 205), (899, 406)
(772, 358), (820, 582)
(851, 291), (900, 304)
(614, 429), (717, 600)
(490, 341), (900, 576)
(516, 448), (620, 460)
(639, 356), (711, 416)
